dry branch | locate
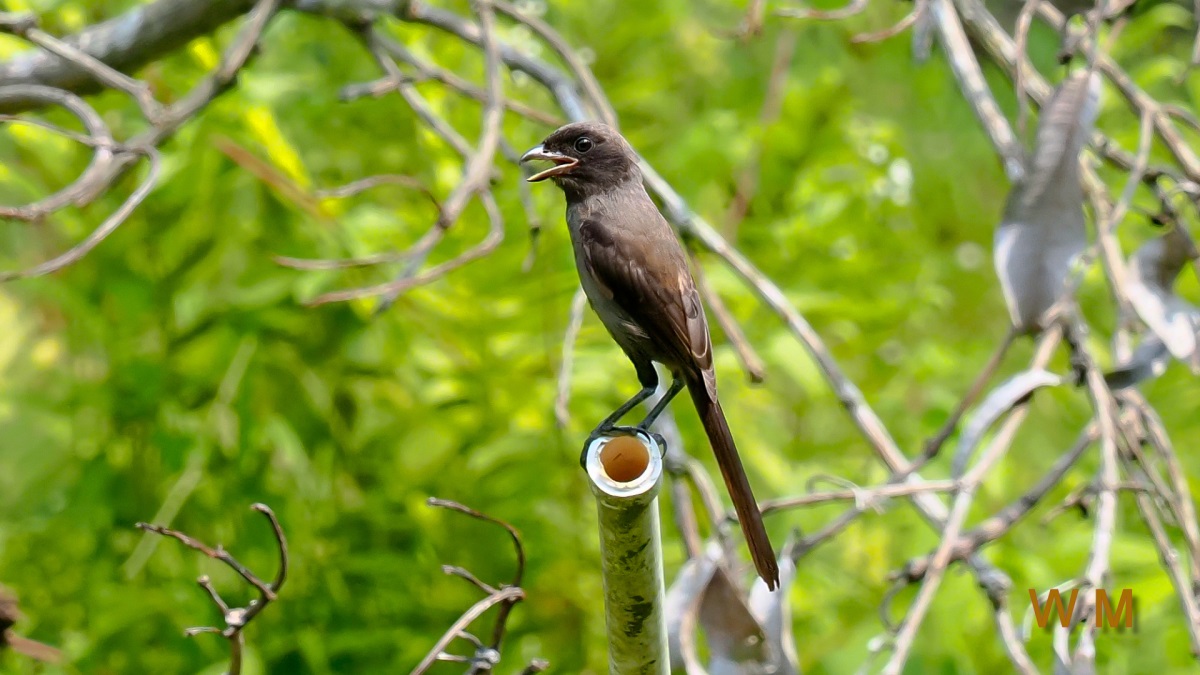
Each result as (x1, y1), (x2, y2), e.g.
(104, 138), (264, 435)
(0, 586), (61, 664)
(137, 503), (288, 675)
(416, 497), (540, 674)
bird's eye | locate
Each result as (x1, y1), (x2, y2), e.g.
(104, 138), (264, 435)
(574, 137), (594, 153)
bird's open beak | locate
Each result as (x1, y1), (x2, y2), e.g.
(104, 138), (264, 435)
(520, 144), (578, 182)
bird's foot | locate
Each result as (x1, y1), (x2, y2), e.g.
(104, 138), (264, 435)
(641, 429), (667, 453)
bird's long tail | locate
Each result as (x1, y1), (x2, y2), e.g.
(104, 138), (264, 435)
(686, 374), (780, 590)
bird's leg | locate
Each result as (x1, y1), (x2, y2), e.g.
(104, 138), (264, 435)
(633, 374), (684, 451)
(581, 362), (659, 467)
(579, 386), (654, 467)
(592, 387), (655, 433)
(636, 374), (685, 428)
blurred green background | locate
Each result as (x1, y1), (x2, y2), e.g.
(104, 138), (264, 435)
(2, 0), (1200, 672)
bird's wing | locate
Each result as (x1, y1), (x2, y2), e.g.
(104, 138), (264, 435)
(576, 208), (712, 375)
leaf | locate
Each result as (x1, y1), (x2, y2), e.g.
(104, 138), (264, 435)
(1105, 334), (1172, 389)
(667, 539), (802, 674)
(1020, 70), (1101, 210)
(701, 563), (768, 674)
(747, 538), (801, 675)
(994, 71), (1100, 332)
(911, 10), (935, 64)
(1125, 227), (1199, 364)
(953, 369), (1063, 475)
(666, 545), (719, 674)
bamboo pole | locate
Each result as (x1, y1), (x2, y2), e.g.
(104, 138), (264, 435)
(584, 431), (670, 675)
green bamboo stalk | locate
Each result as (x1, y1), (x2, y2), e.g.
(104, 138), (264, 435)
(585, 431), (670, 675)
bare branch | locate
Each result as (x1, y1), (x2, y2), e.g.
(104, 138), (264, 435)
(882, 331), (1061, 674)
(427, 497), (525, 588)
(555, 287), (588, 428)
(776, 0), (869, 22)
(419, 497), (538, 673)
(491, 0), (616, 127)
(0, 85), (115, 219)
(306, 2), (506, 308)
(0, 586), (62, 664)
(689, 247), (767, 383)
(0, 13), (164, 122)
(0, 0), (257, 110)
(932, 0), (1024, 180)
(897, 424), (1095, 583)
(274, 175), (442, 271)
(760, 479), (957, 515)
(137, 503), (288, 675)
(921, 328), (1016, 467)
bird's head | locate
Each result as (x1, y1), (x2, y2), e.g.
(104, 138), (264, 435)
(520, 122), (638, 195)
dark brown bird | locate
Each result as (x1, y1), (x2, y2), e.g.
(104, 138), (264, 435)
(521, 122), (779, 590)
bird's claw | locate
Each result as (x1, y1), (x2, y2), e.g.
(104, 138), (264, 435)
(579, 426), (629, 467)
(647, 432), (666, 452)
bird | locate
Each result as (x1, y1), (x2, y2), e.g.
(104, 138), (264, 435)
(521, 122), (780, 590)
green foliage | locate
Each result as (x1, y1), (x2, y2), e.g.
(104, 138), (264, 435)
(1, 0), (1199, 673)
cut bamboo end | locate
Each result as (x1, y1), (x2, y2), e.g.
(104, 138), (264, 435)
(587, 431), (661, 494)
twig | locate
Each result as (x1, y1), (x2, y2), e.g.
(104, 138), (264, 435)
(419, 497), (536, 673)
(688, 246), (767, 383)
(137, 503), (288, 675)
(491, 0), (617, 127)
(355, 35), (560, 125)
(0, 84), (116, 220)
(723, 27), (796, 237)
(309, 3), (505, 307)
(851, 3), (926, 44)
(932, 0), (1024, 180)
(0, 0), (257, 108)
(307, 191), (505, 305)
(274, 175), (443, 271)
(1127, 392), (1200, 589)
(776, 0), (869, 21)
(1068, 327), (1120, 670)
(412, 587), (525, 674)
(896, 424), (1095, 583)
(921, 328), (1016, 465)
(1, 0), (281, 280)
(0, 13), (164, 122)
(555, 287), (588, 428)
(0, 146), (160, 281)
(1131, 480), (1200, 656)
(882, 330), (1060, 674)
(1012, 0), (1040, 139)
(760, 480), (958, 515)
(0, 586), (62, 664)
